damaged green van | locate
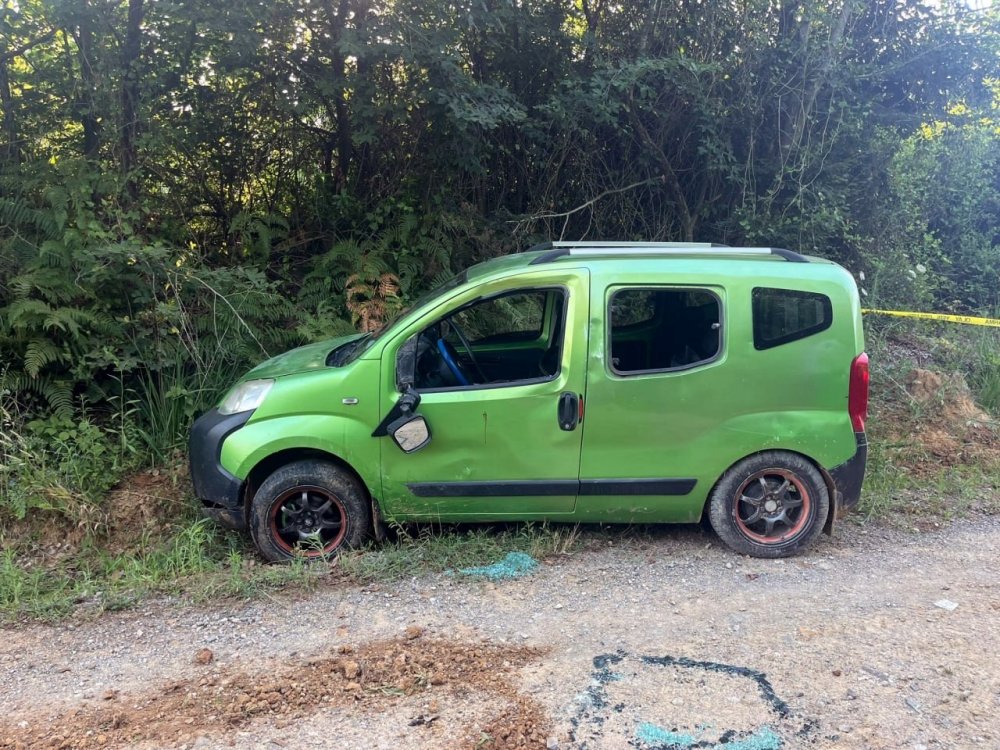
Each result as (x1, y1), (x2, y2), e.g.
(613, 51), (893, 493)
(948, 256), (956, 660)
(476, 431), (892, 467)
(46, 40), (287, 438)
(189, 242), (868, 561)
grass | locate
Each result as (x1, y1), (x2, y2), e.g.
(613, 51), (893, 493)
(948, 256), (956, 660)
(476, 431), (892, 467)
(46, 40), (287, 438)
(0, 518), (329, 622)
(0, 508), (587, 623)
(856, 315), (1000, 523)
(339, 522), (581, 583)
(860, 440), (1000, 523)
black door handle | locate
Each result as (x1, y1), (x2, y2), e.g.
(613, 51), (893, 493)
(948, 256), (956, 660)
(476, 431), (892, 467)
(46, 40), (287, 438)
(558, 391), (579, 431)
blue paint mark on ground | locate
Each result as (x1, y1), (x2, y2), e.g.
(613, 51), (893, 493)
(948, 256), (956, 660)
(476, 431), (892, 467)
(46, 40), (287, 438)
(458, 551), (538, 580)
(634, 723), (783, 750)
(635, 723), (698, 748)
(720, 727), (783, 750)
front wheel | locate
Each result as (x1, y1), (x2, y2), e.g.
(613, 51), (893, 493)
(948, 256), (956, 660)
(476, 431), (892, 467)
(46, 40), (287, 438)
(708, 451), (828, 558)
(249, 459), (371, 562)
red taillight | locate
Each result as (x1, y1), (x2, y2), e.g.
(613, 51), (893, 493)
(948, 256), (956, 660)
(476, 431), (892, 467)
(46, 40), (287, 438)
(849, 352), (870, 432)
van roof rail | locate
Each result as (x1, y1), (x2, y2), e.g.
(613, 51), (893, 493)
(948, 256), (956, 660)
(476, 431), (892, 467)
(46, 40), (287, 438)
(527, 241), (809, 265)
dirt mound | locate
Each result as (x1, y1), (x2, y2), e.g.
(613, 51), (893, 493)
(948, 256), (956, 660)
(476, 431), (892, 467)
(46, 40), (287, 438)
(0, 634), (549, 750)
(101, 468), (191, 555)
(7, 467), (192, 568)
(905, 368), (989, 423)
(878, 368), (1000, 472)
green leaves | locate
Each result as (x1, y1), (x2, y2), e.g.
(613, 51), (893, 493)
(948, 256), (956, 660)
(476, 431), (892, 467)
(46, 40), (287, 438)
(0, 0), (996, 434)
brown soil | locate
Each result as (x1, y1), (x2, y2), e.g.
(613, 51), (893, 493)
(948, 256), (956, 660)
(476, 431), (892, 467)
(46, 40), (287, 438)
(0, 633), (547, 750)
(7, 467), (191, 567)
(100, 468), (191, 555)
(905, 368), (988, 423)
(876, 367), (1000, 474)
(2, 519), (999, 749)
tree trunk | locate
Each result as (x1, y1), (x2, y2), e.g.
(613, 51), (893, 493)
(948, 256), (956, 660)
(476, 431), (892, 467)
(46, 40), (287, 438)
(77, 0), (100, 160)
(0, 57), (17, 163)
(324, 0), (354, 191)
(121, 0), (144, 202)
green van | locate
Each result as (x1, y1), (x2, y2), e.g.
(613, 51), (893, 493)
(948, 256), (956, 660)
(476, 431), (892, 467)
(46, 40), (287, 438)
(189, 242), (869, 561)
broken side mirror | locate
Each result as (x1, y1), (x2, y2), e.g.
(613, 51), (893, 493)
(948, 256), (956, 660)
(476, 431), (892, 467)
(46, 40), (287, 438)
(372, 383), (426, 445)
(388, 414), (431, 453)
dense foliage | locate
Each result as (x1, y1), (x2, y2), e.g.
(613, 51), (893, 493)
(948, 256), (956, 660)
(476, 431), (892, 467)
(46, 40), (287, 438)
(0, 0), (998, 458)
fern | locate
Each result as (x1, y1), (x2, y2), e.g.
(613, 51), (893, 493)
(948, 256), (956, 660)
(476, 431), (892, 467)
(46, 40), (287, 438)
(0, 197), (59, 243)
(23, 341), (65, 377)
(5, 299), (52, 329)
(0, 372), (73, 418)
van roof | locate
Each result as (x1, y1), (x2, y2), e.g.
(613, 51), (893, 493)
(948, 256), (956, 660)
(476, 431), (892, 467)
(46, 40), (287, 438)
(465, 241), (839, 283)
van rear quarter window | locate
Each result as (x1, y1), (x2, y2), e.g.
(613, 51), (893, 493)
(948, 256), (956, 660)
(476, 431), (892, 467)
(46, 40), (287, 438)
(752, 287), (832, 350)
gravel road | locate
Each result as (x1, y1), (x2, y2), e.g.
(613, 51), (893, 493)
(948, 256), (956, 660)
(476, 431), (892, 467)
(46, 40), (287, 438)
(2, 518), (999, 750)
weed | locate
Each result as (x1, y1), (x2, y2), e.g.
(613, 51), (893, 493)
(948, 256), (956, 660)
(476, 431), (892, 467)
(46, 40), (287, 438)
(1, 412), (136, 526)
(339, 522), (582, 583)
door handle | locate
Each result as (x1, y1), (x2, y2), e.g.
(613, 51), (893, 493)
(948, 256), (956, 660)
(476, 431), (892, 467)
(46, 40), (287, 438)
(558, 392), (579, 431)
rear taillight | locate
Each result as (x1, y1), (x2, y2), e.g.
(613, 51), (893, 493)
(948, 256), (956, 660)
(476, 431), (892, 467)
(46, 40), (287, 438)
(849, 352), (869, 432)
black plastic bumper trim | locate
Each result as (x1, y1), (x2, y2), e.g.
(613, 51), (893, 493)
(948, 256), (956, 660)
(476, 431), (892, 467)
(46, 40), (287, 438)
(188, 408), (252, 511)
(406, 478), (696, 498)
(829, 431), (867, 511)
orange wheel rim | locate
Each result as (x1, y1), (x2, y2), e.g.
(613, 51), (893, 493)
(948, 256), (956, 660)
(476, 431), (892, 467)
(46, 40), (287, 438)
(733, 469), (811, 545)
(268, 485), (347, 556)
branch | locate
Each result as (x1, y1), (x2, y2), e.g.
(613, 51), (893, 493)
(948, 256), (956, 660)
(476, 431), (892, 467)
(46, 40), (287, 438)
(182, 273), (271, 358)
(511, 176), (663, 222)
(0, 28), (56, 63)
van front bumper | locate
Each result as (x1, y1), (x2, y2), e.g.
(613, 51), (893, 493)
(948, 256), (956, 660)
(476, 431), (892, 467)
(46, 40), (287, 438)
(189, 408), (252, 531)
(829, 431), (867, 517)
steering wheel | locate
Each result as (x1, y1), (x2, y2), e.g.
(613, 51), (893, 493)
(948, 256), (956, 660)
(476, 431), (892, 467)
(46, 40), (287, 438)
(442, 319), (487, 383)
(436, 337), (473, 386)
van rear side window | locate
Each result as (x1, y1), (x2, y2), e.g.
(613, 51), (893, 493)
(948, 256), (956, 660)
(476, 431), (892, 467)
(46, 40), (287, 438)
(609, 288), (721, 374)
(752, 287), (832, 350)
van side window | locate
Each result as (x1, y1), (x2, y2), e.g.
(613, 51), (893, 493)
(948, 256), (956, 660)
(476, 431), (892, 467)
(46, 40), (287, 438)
(455, 291), (547, 344)
(609, 288), (721, 374)
(752, 288), (832, 350)
(412, 288), (566, 390)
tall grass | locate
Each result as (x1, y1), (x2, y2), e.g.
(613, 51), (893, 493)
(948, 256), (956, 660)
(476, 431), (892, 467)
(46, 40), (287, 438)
(969, 324), (1000, 414)
(129, 361), (244, 463)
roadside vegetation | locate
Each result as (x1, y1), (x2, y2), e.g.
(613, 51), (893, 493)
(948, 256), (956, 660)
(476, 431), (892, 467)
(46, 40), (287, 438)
(2, 317), (998, 623)
(860, 319), (1000, 524)
(1, 0), (999, 621)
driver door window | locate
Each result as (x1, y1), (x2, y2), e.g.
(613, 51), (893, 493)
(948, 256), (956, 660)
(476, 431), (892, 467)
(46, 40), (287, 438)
(413, 288), (566, 390)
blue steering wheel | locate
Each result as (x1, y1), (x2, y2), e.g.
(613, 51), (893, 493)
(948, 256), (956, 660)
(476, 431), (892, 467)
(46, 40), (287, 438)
(437, 337), (470, 386)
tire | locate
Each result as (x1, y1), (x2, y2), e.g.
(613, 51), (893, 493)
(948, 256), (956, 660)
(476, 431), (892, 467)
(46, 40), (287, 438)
(708, 451), (829, 559)
(249, 459), (371, 563)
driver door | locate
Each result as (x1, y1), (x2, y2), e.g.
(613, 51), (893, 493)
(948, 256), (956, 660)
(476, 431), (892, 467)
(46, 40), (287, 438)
(377, 268), (590, 518)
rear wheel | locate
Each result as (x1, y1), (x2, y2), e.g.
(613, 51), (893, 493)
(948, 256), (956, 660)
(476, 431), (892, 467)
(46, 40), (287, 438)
(708, 451), (828, 558)
(249, 459), (370, 562)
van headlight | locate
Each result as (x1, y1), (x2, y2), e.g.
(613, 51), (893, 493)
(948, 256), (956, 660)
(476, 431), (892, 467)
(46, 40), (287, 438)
(219, 379), (274, 415)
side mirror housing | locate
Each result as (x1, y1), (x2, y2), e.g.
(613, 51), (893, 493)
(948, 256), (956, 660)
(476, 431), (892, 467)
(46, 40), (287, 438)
(388, 414), (431, 453)
(372, 385), (422, 438)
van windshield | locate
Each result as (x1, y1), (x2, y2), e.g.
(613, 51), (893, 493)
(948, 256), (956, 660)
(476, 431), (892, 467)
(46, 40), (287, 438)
(339, 271), (468, 364)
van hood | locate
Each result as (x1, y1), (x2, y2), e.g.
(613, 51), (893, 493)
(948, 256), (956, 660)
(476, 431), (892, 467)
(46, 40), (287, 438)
(243, 334), (366, 380)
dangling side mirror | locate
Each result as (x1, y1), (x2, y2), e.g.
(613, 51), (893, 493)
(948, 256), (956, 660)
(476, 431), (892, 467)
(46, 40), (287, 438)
(372, 383), (428, 451)
(388, 414), (431, 453)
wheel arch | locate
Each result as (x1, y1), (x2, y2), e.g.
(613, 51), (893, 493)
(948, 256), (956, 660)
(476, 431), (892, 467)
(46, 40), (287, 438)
(701, 448), (837, 535)
(241, 448), (382, 531)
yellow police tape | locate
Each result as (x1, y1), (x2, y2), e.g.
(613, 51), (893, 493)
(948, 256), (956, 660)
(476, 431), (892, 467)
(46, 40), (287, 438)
(862, 308), (1000, 328)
